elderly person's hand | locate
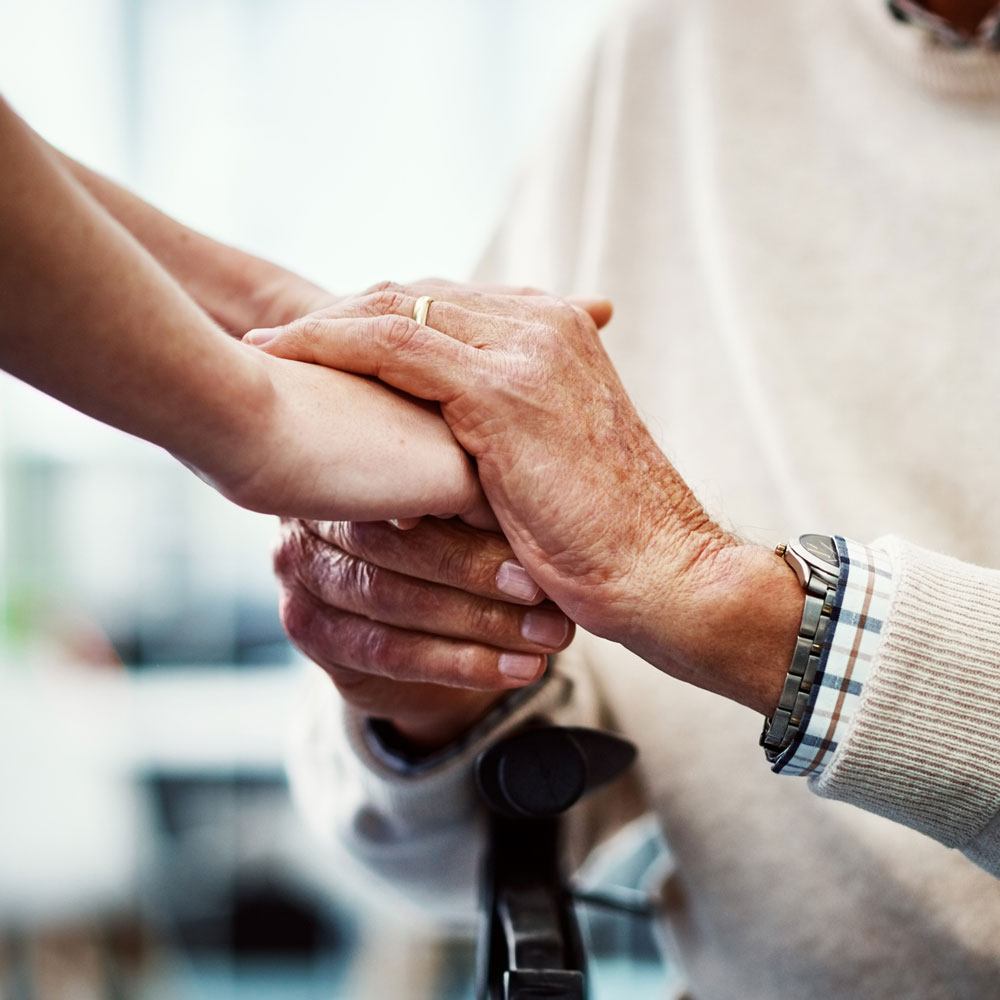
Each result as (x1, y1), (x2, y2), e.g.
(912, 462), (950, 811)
(274, 517), (573, 749)
(248, 283), (802, 716)
(225, 279), (614, 526)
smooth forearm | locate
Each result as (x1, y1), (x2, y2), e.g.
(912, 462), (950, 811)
(1, 98), (489, 526)
(55, 152), (333, 334)
(0, 96), (270, 478)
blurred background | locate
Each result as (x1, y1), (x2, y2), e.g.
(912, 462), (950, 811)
(0, 1), (621, 998)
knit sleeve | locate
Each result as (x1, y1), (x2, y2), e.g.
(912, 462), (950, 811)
(285, 652), (603, 926)
(811, 535), (1000, 877)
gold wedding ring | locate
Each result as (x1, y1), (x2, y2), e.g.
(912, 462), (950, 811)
(412, 295), (433, 326)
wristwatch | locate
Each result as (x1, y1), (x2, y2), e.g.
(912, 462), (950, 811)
(760, 534), (841, 762)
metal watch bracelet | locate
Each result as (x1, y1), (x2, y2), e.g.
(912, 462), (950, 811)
(760, 539), (839, 763)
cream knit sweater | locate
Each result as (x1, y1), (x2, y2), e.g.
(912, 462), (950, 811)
(290, 1), (1000, 996)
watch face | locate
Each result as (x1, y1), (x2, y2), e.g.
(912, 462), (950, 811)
(799, 533), (839, 571)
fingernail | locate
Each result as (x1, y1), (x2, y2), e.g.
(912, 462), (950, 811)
(389, 517), (422, 530)
(498, 652), (543, 681)
(244, 328), (277, 346)
(521, 611), (568, 648)
(496, 560), (541, 602)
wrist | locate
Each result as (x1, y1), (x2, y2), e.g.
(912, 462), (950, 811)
(383, 690), (509, 752)
(622, 536), (802, 715)
(170, 342), (277, 497)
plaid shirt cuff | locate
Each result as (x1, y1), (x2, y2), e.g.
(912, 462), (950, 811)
(772, 537), (895, 777)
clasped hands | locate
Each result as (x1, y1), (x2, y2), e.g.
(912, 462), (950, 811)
(247, 279), (801, 749)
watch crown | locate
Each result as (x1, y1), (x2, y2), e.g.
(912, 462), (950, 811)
(775, 543), (788, 557)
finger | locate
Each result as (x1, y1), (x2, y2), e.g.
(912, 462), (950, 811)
(408, 278), (550, 297)
(244, 284), (603, 363)
(281, 582), (548, 690)
(248, 281), (549, 340)
(351, 279), (559, 323)
(334, 284), (612, 341)
(569, 297), (613, 329)
(275, 523), (572, 652)
(397, 281), (612, 331)
(300, 518), (545, 604)
(363, 280), (612, 330)
(246, 281), (608, 350)
(244, 312), (486, 402)
(388, 516), (422, 531)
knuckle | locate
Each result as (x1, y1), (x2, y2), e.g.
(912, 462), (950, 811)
(376, 313), (420, 352)
(331, 520), (392, 565)
(322, 548), (362, 603)
(276, 523), (386, 616)
(359, 623), (392, 669)
(278, 589), (316, 646)
(306, 519), (377, 564)
(358, 560), (385, 607)
(448, 644), (496, 688)
(335, 554), (379, 609)
(272, 522), (313, 582)
(436, 538), (483, 588)
(503, 352), (546, 392)
(315, 544), (404, 620)
(318, 519), (359, 554)
(463, 599), (503, 641)
(289, 313), (326, 347)
(362, 279), (403, 297)
(364, 287), (409, 318)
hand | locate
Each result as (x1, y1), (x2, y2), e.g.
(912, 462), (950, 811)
(215, 276), (612, 525)
(274, 517), (574, 748)
(248, 281), (800, 714)
(245, 274), (599, 344)
(245, 281), (702, 630)
(184, 278), (604, 526)
(198, 349), (496, 527)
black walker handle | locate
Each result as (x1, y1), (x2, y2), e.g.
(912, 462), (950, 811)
(474, 725), (636, 1000)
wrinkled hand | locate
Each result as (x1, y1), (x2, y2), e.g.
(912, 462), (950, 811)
(254, 281), (802, 716)
(274, 517), (574, 748)
(246, 282), (727, 644)
(222, 279), (610, 526)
